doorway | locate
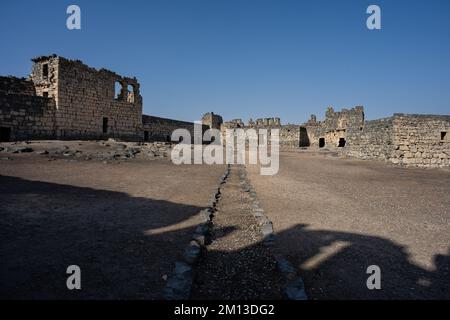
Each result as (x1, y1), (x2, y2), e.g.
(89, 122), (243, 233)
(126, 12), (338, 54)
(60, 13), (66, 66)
(102, 117), (108, 134)
(319, 138), (325, 148)
(0, 127), (11, 142)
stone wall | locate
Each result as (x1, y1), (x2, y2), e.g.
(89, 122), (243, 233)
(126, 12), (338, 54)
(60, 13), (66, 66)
(389, 114), (450, 168)
(255, 117), (281, 126)
(51, 57), (143, 140)
(304, 106), (365, 148)
(202, 112), (223, 130)
(345, 117), (394, 161)
(1, 55), (214, 143)
(143, 115), (207, 143)
(220, 118), (301, 148)
(30, 55), (59, 99)
(0, 76), (56, 141)
(341, 114), (450, 168)
(0, 76), (36, 96)
(278, 125), (300, 148)
(0, 93), (56, 141)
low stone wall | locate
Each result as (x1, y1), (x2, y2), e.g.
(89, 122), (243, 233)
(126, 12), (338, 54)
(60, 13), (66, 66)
(0, 77), (36, 96)
(143, 115), (206, 143)
(0, 94), (56, 140)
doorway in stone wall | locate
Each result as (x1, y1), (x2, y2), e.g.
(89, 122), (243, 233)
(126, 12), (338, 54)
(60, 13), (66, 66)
(338, 138), (346, 147)
(144, 131), (149, 142)
(102, 117), (108, 134)
(0, 127), (11, 142)
(319, 138), (325, 148)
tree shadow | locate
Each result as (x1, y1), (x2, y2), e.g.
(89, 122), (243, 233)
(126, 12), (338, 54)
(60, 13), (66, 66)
(273, 223), (450, 299)
(189, 222), (450, 300)
(0, 175), (205, 300)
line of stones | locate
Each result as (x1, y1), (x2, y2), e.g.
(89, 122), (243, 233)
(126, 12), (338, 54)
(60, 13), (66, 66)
(237, 165), (308, 300)
(163, 165), (231, 300)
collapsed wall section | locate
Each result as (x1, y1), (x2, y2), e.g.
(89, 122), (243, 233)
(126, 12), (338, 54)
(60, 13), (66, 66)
(304, 106), (365, 148)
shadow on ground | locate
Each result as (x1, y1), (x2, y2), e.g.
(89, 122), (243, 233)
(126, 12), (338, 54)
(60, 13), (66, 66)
(189, 222), (449, 300)
(0, 175), (203, 299)
(1, 176), (449, 300)
(274, 223), (450, 299)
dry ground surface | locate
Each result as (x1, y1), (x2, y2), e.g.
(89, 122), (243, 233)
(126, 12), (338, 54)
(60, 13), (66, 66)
(191, 165), (283, 300)
(0, 140), (225, 299)
(248, 150), (450, 299)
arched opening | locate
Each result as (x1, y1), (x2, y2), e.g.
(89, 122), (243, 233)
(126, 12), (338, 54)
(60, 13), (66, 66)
(319, 138), (325, 148)
(127, 84), (135, 103)
(114, 81), (123, 100)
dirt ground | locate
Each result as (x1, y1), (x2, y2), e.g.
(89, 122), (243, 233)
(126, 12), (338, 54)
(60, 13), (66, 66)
(247, 150), (450, 299)
(191, 166), (283, 300)
(0, 141), (225, 299)
(2, 141), (449, 300)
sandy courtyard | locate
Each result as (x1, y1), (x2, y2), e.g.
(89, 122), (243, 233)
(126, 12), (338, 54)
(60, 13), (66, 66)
(248, 151), (450, 299)
(0, 141), (225, 299)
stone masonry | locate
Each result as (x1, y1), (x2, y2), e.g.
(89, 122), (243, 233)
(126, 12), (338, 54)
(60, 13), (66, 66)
(1, 55), (449, 168)
(0, 55), (198, 142)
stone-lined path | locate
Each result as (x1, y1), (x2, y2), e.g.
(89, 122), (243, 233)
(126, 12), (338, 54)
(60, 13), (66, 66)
(191, 165), (283, 299)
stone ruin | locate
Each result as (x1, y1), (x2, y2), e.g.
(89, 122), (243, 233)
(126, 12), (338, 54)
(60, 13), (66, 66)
(0, 54), (203, 143)
(219, 106), (450, 168)
(1, 55), (449, 168)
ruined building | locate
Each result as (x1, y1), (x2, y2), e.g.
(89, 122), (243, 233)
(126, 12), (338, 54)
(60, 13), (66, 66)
(298, 106), (449, 168)
(219, 106), (450, 168)
(202, 112), (223, 130)
(0, 55), (201, 143)
(1, 55), (449, 168)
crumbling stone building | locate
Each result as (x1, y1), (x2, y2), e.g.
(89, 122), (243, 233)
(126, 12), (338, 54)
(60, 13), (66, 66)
(296, 106), (449, 168)
(202, 112), (223, 130)
(1, 55), (449, 168)
(218, 106), (449, 168)
(0, 55), (198, 142)
(220, 117), (302, 148)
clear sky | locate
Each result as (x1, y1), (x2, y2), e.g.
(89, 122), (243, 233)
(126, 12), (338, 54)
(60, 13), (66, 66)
(0, 0), (449, 123)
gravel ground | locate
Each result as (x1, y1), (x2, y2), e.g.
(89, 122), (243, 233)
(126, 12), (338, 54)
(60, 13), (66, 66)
(0, 141), (224, 299)
(247, 150), (450, 299)
(191, 166), (283, 300)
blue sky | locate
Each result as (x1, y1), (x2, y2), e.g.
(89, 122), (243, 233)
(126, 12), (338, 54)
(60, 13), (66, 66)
(0, 0), (449, 123)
